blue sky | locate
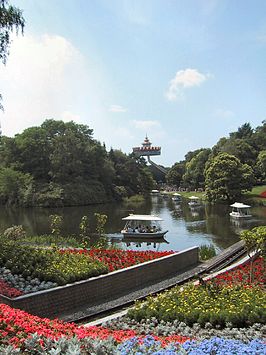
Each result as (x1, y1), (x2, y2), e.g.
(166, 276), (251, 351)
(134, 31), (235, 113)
(1, 0), (266, 166)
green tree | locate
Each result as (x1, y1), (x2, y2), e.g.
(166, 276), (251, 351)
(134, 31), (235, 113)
(0, 0), (25, 110)
(256, 150), (266, 182)
(183, 149), (211, 189)
(240, 226), (266, 282)
(166, 161), (185, 187)
(229, 122), (253, 139)
(220, 139), (257, 167)
(253, 120), (266, 151)
(204, 153), (255, 202)
(0, 167), (33, 205)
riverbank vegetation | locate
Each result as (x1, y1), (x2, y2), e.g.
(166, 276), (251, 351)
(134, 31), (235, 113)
(0, 120), (265, 206)
(166, 121), (266, 202)
(0, 120), (155, 207)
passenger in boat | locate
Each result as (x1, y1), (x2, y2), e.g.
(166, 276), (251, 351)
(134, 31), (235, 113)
(151, 225), (157, 233)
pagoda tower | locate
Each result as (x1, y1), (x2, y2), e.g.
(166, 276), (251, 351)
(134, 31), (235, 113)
(132, 135), (161, 157)
(132, 135), (166, 175)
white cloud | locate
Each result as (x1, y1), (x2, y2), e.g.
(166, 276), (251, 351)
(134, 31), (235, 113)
(131, 120), (161, 130)
(0, 34), (86, 135)
(165, 68), (210, 101)
(109, 104), (128, 113)
(214, 108), (235, 119)
(0, 34), (109, 137)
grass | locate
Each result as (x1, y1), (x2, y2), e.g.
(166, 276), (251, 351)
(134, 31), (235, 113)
(243, 185), (266, 205)
(170, 191), (205, 199)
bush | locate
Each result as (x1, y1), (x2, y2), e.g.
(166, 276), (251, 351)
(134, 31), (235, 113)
(199, 244), (217, 261)
(3, 225), (26, 241)
(0, 241), (108, 287)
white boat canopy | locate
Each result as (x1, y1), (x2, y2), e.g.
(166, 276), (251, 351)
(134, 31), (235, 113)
(230, 202), (251, 208)
(173, 193), (181, 196)
(122, 214), (163, 221)
(189, 196), (199, 199)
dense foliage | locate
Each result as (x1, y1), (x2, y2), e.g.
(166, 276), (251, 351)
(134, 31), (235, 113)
(0, 119), (155, 206)
(166, 121), (266, 202)
(0, 243), (173, 294)
(0, 241), (108, 285)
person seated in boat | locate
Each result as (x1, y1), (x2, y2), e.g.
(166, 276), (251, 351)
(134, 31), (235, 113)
(134, 226), (140, 233)
(127, 226), (133, 232)
(138, 224), (145, 233)
(151, 225), (157, 233)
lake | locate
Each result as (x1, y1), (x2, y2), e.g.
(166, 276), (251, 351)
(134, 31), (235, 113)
(0, 195), (265, 252)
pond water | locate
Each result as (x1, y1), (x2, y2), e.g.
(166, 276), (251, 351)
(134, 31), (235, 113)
(0, 196), (265, 253)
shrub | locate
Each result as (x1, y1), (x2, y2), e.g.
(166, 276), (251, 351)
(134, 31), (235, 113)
(3, 225), (26, 241)
(199, 244), (216, 261)
(0, 241), (108, 287)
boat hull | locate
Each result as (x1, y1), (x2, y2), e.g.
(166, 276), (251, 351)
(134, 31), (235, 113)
(121, 230), (168, 238)
(229, 212), (252, 219)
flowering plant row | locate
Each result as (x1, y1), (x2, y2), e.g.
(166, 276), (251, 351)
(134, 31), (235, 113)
(118, 336), (266, 355)
(206, 256), (265, 287)
(128, 283), (266, 327)
(0, 304), (189, 350)
(64, 248), (174, 272)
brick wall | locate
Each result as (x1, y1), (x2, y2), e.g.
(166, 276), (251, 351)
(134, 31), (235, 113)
(0, 246), (199, 319)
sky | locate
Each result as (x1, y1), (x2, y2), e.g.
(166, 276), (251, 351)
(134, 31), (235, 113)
(1, 0), (266, 166)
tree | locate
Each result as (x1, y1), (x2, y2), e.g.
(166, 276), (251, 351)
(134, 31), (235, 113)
(229, 122), (253, 139)
(0, 0), (25, 110)
(240, 226), (266, 282)
(204, 153), (255, 202)
(183, 149), (211, 189)
(220, 139), (257, 167)
(256, 150), (266, 182)
(0, 167), (33, 205)
(166, 162), (185, 187)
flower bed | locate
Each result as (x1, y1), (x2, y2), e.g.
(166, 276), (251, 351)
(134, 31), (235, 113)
(128, 284), (266, 327)
(127, 256), (266, 328)
(0, 279), (23, 298)
(0, 304), (265, 354)
(64, 248), (174, 272)
(0, 241), (108, 287)
(0, 303), (190, 350)
(0, 246), (174, 297)
(206, 256), (265, 287)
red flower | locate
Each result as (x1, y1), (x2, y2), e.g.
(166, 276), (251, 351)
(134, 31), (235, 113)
(0, 279), (23, 298)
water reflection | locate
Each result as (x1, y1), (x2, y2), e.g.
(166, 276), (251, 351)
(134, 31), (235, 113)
(108, 235), (169, 252)
(0, 197), (265, 252)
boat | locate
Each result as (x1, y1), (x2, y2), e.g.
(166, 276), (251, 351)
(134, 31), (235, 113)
(172, 192), (181, 202)
(160, 191), (169, 199)
(230, 202), (252, 218)
(151, 189), (160, 195)
(188, 196), (201, 206)
(121, 214), (168, 238)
